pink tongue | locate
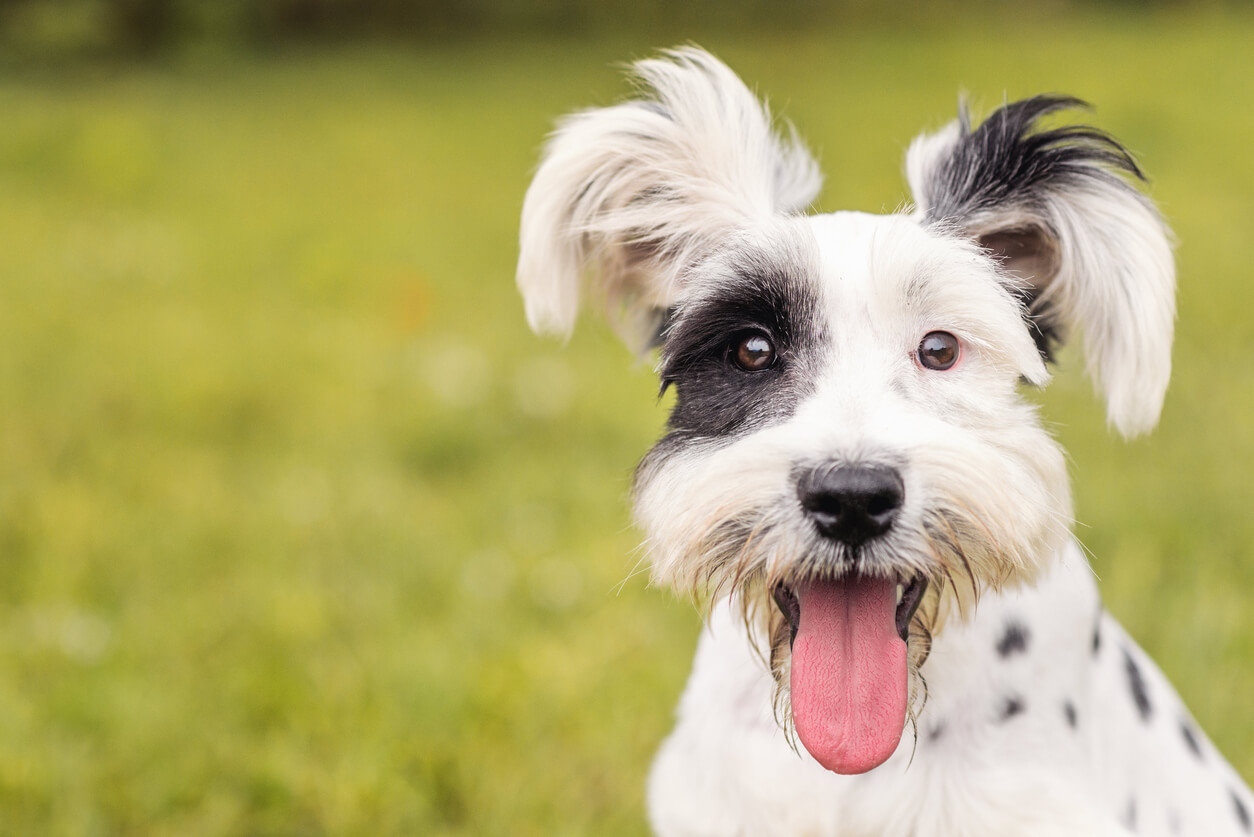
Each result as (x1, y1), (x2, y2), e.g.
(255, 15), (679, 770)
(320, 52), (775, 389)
(790, 576), (907, 774)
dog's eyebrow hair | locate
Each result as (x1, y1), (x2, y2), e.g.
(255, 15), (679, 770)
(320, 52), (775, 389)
(900, 268), (933, 306)
(654, 251), (826, 440)
(661, 273), (798, 375)
(660, 254), (822, 382)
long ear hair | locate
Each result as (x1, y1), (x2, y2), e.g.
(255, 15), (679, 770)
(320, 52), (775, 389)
(517, 47), (822, 350)
(906, 97), (1175, 437)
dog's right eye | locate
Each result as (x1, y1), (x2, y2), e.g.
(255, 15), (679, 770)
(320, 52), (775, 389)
(917, 331), (961, 371)
(730, 332), (776, 372)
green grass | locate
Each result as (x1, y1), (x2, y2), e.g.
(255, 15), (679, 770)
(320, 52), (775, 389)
(2, 10), (1254, 834)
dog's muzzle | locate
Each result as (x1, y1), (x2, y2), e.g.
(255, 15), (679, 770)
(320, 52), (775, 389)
(787, 463), (924, 642)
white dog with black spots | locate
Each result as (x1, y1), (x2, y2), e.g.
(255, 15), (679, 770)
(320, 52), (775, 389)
(516, 47), (1252, 836)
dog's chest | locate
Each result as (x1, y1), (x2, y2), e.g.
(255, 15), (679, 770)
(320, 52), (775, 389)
(648, 543), (1253, 837)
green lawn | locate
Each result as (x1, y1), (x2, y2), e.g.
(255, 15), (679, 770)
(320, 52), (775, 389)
(2, 11), (1254, 834)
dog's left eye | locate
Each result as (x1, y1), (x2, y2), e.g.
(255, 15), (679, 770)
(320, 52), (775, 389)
(730, 332), (777, 372)
(917, 331), (960, 371)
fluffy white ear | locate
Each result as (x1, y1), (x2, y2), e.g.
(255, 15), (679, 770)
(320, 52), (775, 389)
(517, 46), (821, 349)
(906, 96), (1175, 438)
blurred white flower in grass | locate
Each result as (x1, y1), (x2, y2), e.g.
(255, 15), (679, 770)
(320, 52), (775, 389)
(529, 557), (583, 613)
(417, 336), (491, 410)
(506, 502), (557, 554)
(17, 605), (114, 664)
(460, 549), (516, 604)
(512, 355), (574, 419)
(278, 464), (333, 527)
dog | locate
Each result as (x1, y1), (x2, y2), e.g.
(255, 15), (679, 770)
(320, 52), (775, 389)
(515, 47), (1252, 836)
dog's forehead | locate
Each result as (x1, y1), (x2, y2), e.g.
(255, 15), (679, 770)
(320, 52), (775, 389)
(795, 211), (1030, 347)
(804, 211), (982, 304)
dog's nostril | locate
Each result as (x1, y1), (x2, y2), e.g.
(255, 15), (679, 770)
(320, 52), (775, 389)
(797, 465), (904, 548)
(865, 492), (897, 518)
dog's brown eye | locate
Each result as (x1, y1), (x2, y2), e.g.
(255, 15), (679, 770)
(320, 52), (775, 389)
(918, 331), (960, 371)
(732, 332), (776, 371)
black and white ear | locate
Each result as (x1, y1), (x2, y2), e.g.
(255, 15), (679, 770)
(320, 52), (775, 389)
(906, 96), (1175, 438)
(517, 47), (821, 350)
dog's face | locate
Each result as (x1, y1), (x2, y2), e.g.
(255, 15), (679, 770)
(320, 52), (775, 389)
(634, 212), (1070, 772)
(516, 49), (1174, 775)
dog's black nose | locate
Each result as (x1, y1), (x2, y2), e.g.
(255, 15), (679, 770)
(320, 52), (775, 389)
(797, 464), (904, 547)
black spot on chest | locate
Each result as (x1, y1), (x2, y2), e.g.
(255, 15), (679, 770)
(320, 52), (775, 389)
(998, 695), (1025, 722)
(996, 619), (1030, 657)
(1122, 647), (1152, 722)
(1179, 718), (1203, 760)
(1063, 701), (1077, 729)
(1233, 789), (1251, 833)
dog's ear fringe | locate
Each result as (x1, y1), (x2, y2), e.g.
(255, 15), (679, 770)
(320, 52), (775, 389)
(906, 96), (1176, 438)
(516, 46), (823, 351)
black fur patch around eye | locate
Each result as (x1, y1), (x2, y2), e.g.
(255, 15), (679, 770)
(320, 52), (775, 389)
(658, 250), (825, 440)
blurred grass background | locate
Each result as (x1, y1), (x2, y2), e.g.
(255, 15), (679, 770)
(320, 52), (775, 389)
(1, 1), (1253, 834)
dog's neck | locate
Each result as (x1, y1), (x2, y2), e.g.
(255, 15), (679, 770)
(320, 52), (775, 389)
(913, 540), (1101, 730)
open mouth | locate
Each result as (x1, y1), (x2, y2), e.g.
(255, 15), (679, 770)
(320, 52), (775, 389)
(771, 573), (928, 775)
(773, 574), (926, 645)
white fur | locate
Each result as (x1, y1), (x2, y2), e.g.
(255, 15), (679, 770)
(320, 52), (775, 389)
(636, 213), (1070, 598)
(649, 544), (1248, 837)
(517, 48), (1248, 837)
(906, 124), (1176, 438)
(517, 47), (821, 348)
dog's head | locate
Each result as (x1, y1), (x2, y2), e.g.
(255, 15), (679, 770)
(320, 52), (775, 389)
(516, 48), (1174, 775)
